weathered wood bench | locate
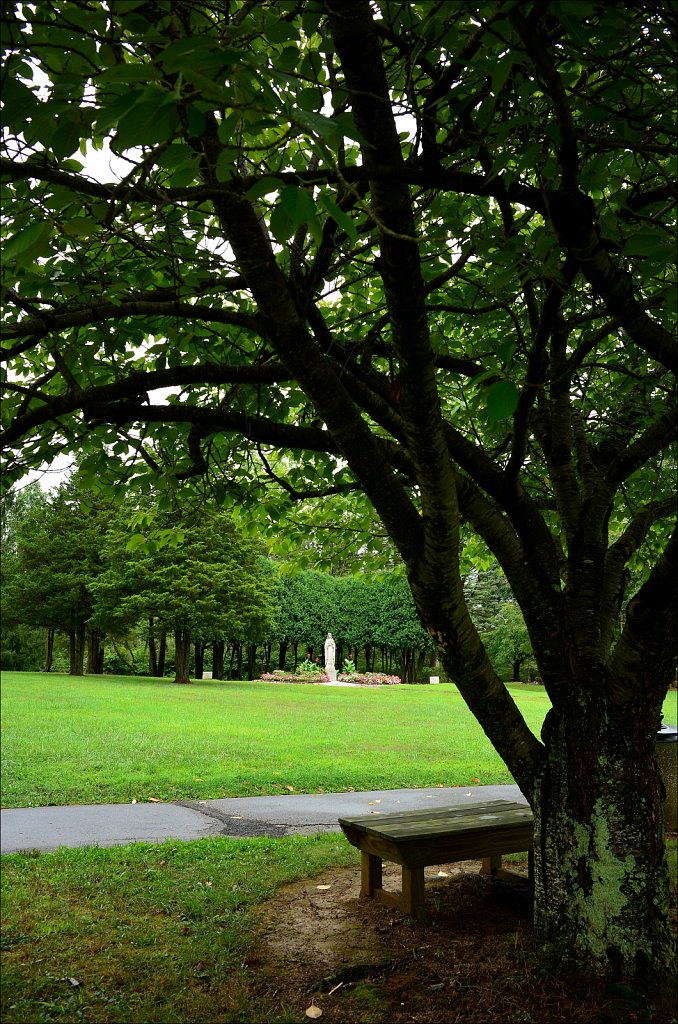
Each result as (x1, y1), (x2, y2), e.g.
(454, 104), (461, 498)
(339, 798), (534, 919)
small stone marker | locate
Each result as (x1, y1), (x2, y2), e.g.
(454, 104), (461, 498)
(430, 675), (440, 684)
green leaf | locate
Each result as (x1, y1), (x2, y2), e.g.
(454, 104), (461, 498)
(624, 230), (674, 261)
(62, 217), (95, 239)
(160, 37), (241, 74)
(125, 533), (148, 553)
(279, 185), (316, 225)
(319, 194), (357, 243)
(115, 99), (179, 148)
(486, 379), (519, 422)
(270, 205), (294, 244)
(94, 91), (147, 135)
(245, 177), (282, 200)
(3, 221), (52, 265)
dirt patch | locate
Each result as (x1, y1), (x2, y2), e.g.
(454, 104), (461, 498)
(247, 860), (676, 1023)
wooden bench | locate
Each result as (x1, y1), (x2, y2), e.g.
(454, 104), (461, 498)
(339, 798), (534, 920)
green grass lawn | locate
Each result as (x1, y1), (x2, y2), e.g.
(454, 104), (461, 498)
(2, 672), (676, 1024)
(1, 834), (359, 1024)
(1, 671), (556, 808)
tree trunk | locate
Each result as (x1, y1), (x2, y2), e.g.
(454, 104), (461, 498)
(247, 642), (256, 680)
(212, 639), (225, 680)
(157, 629), (167, 676)
(43, 627), (54, 672)
(533, 702), (674, 989)
(415, 649), (427, 681)
(278, 640), (288, 671)
(173, 627), (191, 684)
(86, 628), (104, 674)
(232, 642), (243, 679)
(399, 647), (414, 683)
(148, 617), (158, 676)
(194, 640), (205, 679)
(512, 658), (522, 681)
(69, 621), (86, 675)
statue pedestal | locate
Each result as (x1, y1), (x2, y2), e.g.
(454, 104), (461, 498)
(327, 667), (337, 682)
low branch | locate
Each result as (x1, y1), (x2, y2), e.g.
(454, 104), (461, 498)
(1, 301), (262, 347)
(0, 361), (291, 447)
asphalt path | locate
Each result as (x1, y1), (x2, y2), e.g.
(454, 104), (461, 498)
(0, 785), (527, 854)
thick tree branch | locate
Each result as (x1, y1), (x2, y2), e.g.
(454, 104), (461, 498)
(545, 190), (677, 373)
(325, 0), (461, 567)
(607, 522), (678, 706)
(0, 362), (291, 447)
(1, 301), (262, 347)
(605, 407), (678, 487)
(601, 496), (678, 651)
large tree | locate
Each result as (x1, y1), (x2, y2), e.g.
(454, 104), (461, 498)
(1, 480), (112, 674)
(1, 0), (676, 990)
(92, 504), (275, 684)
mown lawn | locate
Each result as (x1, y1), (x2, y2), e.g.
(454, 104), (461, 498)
(2, 672), (676, 1024)
(1, 834), (359, 1024)
(0, 672), (557, 808)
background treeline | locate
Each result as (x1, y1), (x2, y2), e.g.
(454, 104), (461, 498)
(1, 480), (536, 684)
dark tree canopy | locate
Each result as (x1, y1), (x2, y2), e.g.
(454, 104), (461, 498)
(1, 0), (676, 991)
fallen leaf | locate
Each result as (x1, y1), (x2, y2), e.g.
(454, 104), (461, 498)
(316, 884), (332, 890)
(286, 785), (295, 791)
(131, 799), (137, 804)
(305, 1002), (323, 1019)
(471, 777), (480, 784)
(367, 801), (374, 805)
(437, 871), (449, 877)
(66, 978), (81, 987)
(148, 797), (161, 803)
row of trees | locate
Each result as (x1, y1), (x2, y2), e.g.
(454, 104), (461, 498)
(2, 479), (536, 684)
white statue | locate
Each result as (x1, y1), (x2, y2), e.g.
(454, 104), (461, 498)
(324, 632), (337, 681)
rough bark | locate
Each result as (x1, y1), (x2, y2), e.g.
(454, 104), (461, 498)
(148, 618), (158, 677)
(212, 640), (225, 680)
(86, 628), (104, 674)
(533, 701), (673, 987)
(68, 621), (86, 676)
(43, 627), (54, 673)
(194, 640), (205, 680)
(173, 627), (191, 685)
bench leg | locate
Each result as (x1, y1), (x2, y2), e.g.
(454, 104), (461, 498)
(360, 851), (382, 897)
(401, 866), (425, 917)
(481, 855), (502, 875)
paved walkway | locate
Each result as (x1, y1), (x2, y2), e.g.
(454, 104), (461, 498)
(1, 785), (527, 854)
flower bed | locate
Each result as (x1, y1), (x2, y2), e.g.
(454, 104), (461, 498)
(259, 670), (400, 686)
(338, 672), (401, 686)
(260, 671), (330, 684)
